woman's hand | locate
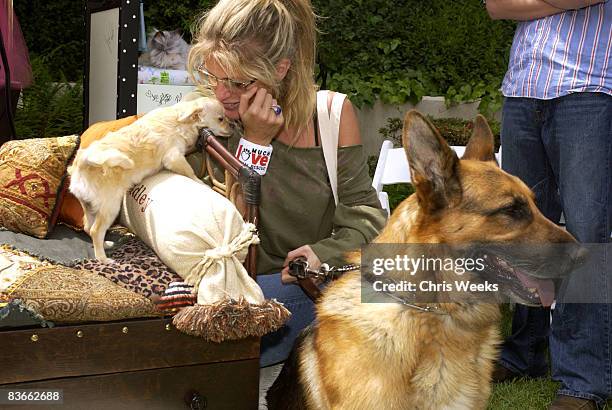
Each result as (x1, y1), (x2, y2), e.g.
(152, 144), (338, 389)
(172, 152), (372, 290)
(281, 245), (321, 284)
(239, 87), (284, 146)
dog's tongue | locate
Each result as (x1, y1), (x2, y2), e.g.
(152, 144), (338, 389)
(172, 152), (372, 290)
(514, 269), (555, 307)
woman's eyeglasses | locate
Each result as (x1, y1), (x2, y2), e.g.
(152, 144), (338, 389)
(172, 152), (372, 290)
(196, 65), (256, 92)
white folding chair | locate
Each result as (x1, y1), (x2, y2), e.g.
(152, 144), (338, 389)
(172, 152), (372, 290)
(371, 140), (501, 216)
(371, 140), (407, 216)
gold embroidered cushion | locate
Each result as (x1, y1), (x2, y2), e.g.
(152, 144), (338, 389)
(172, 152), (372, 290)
(0, 135), (78, 238)
(0, 246), (158, 323)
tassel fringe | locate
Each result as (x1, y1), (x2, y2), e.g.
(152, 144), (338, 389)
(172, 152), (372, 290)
(172, 297), (291, 343)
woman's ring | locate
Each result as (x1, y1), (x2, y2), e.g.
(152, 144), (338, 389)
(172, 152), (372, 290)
(271, 105), (282, 116)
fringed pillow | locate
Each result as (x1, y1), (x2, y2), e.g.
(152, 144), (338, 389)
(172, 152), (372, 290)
(119, 171), (290, 342)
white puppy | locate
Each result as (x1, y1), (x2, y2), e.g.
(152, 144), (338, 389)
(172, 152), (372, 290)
(68, 97), (232, 262)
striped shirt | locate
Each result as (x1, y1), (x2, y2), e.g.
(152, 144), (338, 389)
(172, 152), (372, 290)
(502, 1), (611, 99)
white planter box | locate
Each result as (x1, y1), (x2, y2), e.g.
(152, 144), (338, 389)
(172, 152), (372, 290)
(355, 96), (501, 157)
(136, 84), (196, 114)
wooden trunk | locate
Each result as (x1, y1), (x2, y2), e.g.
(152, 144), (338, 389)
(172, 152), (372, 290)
(0, 318), (260, 409)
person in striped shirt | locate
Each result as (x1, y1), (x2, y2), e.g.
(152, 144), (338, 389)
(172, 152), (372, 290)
(487, 1), (611, 409)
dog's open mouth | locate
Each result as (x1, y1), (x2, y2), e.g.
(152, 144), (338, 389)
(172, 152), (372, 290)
(488, 255), (555, 307)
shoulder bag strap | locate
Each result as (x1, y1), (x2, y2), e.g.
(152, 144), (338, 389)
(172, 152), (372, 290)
(316, 90), (346, 206)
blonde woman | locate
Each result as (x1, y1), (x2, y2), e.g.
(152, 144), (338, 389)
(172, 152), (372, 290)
(188, 0), (386, 367)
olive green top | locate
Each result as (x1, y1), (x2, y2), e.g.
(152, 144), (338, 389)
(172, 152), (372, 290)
(187, 132), (387, 275)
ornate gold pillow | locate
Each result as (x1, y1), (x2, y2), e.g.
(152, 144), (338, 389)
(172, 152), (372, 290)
(0, 135), (78, 238)
(0, 246), (158, 323)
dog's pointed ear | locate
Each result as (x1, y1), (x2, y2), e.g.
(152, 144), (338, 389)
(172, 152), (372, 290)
(177, 100), (203, 122)
(462, 115), (497, 164)
(403, 110), (462, 213)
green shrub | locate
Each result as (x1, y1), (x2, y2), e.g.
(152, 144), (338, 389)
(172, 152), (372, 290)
(14, 58), (83, 139)
(141, 0), (213, 38)
(377, 116), (501, 149)
(14, 1), (84, 82)
(17, 0), (515, 114)
(315, 0), (515, 115)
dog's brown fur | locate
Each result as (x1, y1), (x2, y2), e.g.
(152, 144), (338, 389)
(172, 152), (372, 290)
(68, 97), (231, 262)
(267, 111), (578, 410)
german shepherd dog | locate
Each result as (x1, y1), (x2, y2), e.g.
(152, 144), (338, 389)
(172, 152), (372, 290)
(267, 111), (582, 410)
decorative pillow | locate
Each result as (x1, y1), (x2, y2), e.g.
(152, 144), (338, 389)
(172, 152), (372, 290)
(120, 171), (263, 305)
(72, 236), (184, 299)
(0, 244), (45, 296)
(119, 171), (290, 342)
(56, 189), (85, 230)
(78, 115), (140, 150)
(58, 115), (140, 230)
(0, 245), (158, 323)
(0, 135), (78, 238)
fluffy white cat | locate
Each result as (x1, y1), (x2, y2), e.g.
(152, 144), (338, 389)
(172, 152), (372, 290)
(138, 29), (190, 70)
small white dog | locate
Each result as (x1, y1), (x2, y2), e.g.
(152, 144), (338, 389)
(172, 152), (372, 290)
(68, 97), (232, 262)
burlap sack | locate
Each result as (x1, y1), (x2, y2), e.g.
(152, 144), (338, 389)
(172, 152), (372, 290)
(120, 170), (261, 303)
(119, 171), (289, 341)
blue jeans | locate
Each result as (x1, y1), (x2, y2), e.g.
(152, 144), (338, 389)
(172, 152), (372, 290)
(500, 93), (612, 405)
(257, 273), (316, 367)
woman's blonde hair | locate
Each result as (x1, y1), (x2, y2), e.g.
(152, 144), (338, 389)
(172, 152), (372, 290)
(189, 0), (317, 134)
